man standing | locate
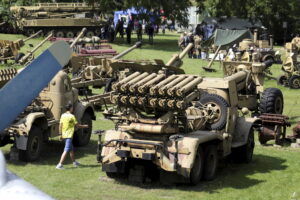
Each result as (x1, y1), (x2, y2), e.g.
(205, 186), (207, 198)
(126, 22), (133, 44)
(56, 103), (88, 169)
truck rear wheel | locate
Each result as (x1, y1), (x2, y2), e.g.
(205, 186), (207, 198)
(190, 146), (204, 185)
(259, 88), (283, 114)
(203, 145), (218, 181)
(73, 113), (92, 146)
(232, 128), (255, 163)
(19, 126), (43, 161)
(198, 93), (229, 130)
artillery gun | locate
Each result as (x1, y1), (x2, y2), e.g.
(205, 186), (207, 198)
(10, 3), (107, 37)
(0, 30), (42, 63)
(226, 30), (280, 64)
(222, 58), (284, 115)
(277, 37), (300, 89)
(97, 70), (263, 184)
(71, 42), (192, 96)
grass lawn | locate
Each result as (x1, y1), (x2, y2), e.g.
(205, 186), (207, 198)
(1, 32), (300, 200)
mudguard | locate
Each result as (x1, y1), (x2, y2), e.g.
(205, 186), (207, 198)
(73, 101), (95, 121)
(232, 117), (260, 148)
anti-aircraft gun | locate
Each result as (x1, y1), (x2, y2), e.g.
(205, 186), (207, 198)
(277, 37), (300, 89)
(0, 30), (42, 63)
(97, 68), (263, 184)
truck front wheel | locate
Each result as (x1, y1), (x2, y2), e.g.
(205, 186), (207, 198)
(19, 126), (43, 162)
(203, 145), (218, 181)
(232, 128), (255, 163)
(190, 146), (204, 185)
(73, 113), (92, 146)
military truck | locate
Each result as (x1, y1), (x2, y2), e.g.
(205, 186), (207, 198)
(96, 70), (264, 184)
(0, 69), (95, 161)
(10, 3), (106, 37)
(277, 37), (300, 89)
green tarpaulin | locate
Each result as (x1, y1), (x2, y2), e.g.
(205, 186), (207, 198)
(203, 29), (253, 49)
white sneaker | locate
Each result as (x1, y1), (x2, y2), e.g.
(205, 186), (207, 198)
(56, 164), (64, 170)
(73, 161), (80, 167)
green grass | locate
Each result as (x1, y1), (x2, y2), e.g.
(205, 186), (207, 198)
(1, 32), (300, 200)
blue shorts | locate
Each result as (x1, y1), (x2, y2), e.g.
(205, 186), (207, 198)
(64, 138), (73, 152)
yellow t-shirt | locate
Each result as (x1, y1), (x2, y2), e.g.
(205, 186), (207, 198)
(60, 112), (78, 139)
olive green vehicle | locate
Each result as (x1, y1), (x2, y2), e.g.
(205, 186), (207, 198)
(277, 37), (300, 89)
(10, 3), (106, 37)
(0, 69), (95, 161)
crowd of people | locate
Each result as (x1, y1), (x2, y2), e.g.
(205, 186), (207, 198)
(100, 18), (159, 45)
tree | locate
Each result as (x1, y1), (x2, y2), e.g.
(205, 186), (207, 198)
(86, 0), (192, 26)
(195, 0), (300, 43)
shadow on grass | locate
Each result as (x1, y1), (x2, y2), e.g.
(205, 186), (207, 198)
(108, 153), (287, 192)
(5, 139), (99, 166)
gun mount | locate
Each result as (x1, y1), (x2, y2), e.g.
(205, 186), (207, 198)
(0, 30), (42, 63)
(277, 37), (300, 88)
(71, 42), (191, 96)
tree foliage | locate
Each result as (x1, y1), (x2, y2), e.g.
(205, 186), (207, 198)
(196, 0), (300, 42)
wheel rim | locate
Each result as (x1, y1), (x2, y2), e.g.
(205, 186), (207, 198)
(29, 136), (39, 157)
(291, 77), (300, 88)
(86, 31), (95, 37)
(203, 102), (222, 124)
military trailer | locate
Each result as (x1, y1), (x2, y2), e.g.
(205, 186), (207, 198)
(97, 70), (263, 184)
(10, 3), (106, 37)
(0, 69), (95, 161)
(277, 37), (300, 89)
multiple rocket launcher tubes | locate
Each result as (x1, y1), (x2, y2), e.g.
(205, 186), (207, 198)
(112, 72), (203, 110)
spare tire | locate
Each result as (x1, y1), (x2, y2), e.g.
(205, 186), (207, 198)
(198, 93), (229, 130)
(259, 88), (284, 114)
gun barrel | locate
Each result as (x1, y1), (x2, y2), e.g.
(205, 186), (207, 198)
(19, 32), (53, 64)
(166, 43), (194, 67)
(70, 28), (87, 48)
(112, 41), (142, 60)
(23, 30), (43, 42)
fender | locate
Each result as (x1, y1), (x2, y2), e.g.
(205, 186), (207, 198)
(232, 116), (261, 148)
(13, 112), (47, 150)
(172, 131), (223, 177)
(13, 112), (46, 134)
(73, 101), (96, 122)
